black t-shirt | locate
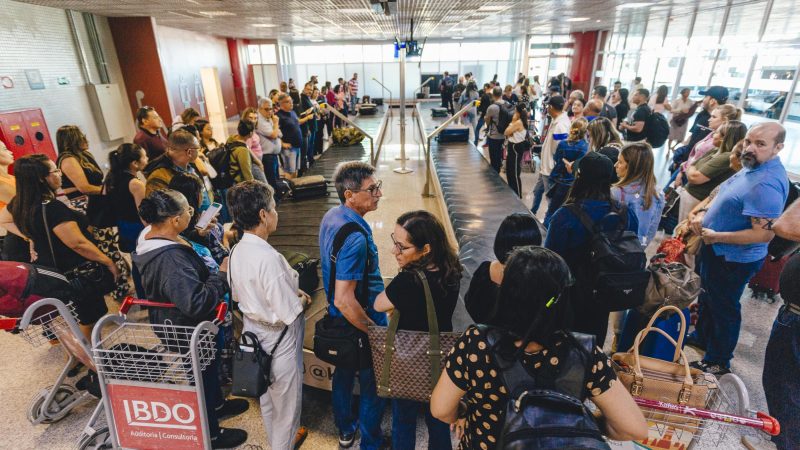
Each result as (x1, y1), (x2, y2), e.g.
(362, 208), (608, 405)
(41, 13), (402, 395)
(600, 102), (617, 121)
(615, 102), (630, 125)
(687, 109), (712, 152)
(30, 200), (94, 271)
(108, 172), (140, 223)
(384, 269), (459, 332)
(626, 104), (650, 142)
(277, 110), (303, 147)
(780, 253), (800, 307)
(464, 261), (500, 324)
(597, 145), (621, 183)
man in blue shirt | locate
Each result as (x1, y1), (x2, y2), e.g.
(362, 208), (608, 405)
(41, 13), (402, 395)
(318, 161), (386, 449)
(688, 122), (789, 375)
(276, 93), (312, 178)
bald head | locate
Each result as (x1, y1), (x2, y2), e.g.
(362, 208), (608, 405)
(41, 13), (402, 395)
(741, 122), (785, 169)
(751, 122), (786, 145)
(584, 100), (603, 117)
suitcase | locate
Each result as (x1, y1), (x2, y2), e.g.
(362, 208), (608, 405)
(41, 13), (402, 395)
(373, 98), (384, 106)
(359, 104), (377, 116)
(436, 124), (470, 143)
(431, 107), (449, 118)
(618, 307), (690, 362)
(289, 175), (329, 200)
(749, 255), (791, 302)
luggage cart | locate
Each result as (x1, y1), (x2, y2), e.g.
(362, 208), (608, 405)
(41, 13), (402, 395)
(91, 297), (227, 450)
(0, 298), (99, 425)
(632, 373), (780, 449)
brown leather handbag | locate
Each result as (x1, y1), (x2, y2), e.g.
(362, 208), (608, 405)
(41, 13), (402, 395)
(612, 306), (717, 429)
(639, 259), (703, 318)
(368, 270), (460, 402)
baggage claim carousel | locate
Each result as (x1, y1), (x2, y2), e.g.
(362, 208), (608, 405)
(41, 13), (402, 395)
(276, 103), (544, 390)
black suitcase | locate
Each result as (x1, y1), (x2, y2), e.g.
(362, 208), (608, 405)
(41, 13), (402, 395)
(289, 175), (329, 200)
(437, 125), (470, 143)
(359, 104), (377, 116)
(431, 107), (449, 118)
(373, 98), (383, 106)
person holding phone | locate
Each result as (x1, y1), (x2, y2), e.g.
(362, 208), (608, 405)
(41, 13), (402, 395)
(168, 173), (228, 264)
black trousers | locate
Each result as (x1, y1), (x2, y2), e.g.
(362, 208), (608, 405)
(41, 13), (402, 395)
(487, 138), (505, 173)
(506, 141), (526, 198)
(441, 94), (454, 114)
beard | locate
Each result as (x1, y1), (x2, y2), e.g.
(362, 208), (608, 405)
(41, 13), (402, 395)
(740, 152), (760, 169)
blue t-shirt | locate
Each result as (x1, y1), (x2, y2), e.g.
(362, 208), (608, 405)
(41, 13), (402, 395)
(550, 139), (589, 185)
(703, 157), (788, 263)
(319, 205), (387, 326)
(277, 109), (303, 148)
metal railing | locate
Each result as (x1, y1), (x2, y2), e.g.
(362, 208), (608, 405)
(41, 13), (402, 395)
(372, 78), (393, 109)
(417, 101), (478, 197)
(326, 106), (376, 161)
(372, 107), (392, 166)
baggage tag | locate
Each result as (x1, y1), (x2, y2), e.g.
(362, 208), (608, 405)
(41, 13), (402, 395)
(239, 345), (256, 353)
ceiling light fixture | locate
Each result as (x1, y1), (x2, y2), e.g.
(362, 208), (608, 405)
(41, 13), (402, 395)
(566, 17), (590, 22)
(310, 39), (325, 42)
(478, 5), (508, 11)
(252, 24), (277, 27)
(197, 11), (236, 17)
(596, 19), (601, 22)
(617, 2), (651, 8)
(452, 36), (464, 40)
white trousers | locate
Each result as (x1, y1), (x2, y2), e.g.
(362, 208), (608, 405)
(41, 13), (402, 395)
(243, 315), (305, 450)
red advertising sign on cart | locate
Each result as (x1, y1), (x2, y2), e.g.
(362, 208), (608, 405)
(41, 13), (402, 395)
(107, 383), (205, 450)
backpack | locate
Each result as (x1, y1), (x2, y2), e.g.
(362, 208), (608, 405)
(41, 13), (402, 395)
(495, 101), (515, 134)
(207, 144), (235, 190)
(567, 203), (649, 312)
(0, 262), (76, 317)
(645, 110), (670, 148)
(481, 325), (611, 450)
(441, 77), (453, 95)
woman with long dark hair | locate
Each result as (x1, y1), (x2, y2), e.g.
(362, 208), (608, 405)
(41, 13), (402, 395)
(431, 246), (647, 449)
(615, 88), (630, 127)
(105, 144), (148, 253)
(503, 102), (531, 198)
(649, 85), (672, 115)
(57, 125), (131, 299)
(374, 210), (463, 450)
(587, 116), (623, 168)
(544, 152), (639, 344)
(0, 154), (119, 334)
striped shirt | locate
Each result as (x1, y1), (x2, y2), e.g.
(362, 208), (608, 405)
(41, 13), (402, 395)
(348, 78), (358, 95)
(540, 113), (571, 176)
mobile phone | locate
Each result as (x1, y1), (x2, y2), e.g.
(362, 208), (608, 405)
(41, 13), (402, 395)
(195, 202), (222, 230)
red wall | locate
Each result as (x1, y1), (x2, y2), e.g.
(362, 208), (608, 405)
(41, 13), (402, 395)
(155, 25), (237, 121)
(227, 38), (257, 113)
(108, 17), (172, 127)
(570, 31), (599, 95)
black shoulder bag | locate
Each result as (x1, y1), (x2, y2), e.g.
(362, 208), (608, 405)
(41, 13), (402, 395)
(227, 243), (290, 398)
(42, 201), (116, 298)
(313, 222), (373, 370)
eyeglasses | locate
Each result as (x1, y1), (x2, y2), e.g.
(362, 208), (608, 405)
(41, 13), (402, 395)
(349, 180), (383, 196)
(391, 233), (414, 253)
(49, 169), (61, 175)
(178, 206), (194, 218)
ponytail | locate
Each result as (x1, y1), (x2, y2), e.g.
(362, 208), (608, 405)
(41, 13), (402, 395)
(105, 143), (144, 190)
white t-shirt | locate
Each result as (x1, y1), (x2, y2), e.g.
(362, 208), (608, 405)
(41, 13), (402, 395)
(540, 113), (571, 176)
(229, 233), (303, 325)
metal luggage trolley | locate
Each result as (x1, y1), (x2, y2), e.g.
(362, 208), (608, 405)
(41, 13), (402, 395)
(631, 372), (780, 449)
(91, 297), (227, 450)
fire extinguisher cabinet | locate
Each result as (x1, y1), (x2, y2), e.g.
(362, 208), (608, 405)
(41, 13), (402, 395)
(0, 108), (57, 173)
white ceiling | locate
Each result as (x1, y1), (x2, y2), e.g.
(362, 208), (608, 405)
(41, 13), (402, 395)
(13, 0), (793, 42)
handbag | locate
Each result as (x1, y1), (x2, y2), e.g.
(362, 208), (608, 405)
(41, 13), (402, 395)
(673, 219), (702, 256)
(42, 201), (116, 298)
(639, 258), (702, 318)
(313, 222), (374, 370)
(368, 270), (460, 402)
(612, 306), (717, 430)
(231, 328), (288, 398)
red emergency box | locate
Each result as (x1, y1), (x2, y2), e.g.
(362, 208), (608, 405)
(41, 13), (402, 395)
(0, 109), (57, 173)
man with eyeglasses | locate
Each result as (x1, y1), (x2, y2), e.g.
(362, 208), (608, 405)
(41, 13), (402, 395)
(144, 129), (212, 209)
(134, 106), (169, 160)
(318, 161), (386, 449)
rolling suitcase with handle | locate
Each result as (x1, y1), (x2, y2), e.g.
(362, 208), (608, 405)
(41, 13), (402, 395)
(289, 175), (329, 200)
(436, 125), (470, 143)
(749, 255), (791, 302)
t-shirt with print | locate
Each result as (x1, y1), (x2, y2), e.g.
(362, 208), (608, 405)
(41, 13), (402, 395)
(444, 325), (617, 450)
(685, 151), (735, 201)
(626, 104), (650, 142)
(384, 269), (458, 332)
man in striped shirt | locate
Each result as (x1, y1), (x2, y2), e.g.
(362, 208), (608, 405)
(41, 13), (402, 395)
(348, 73), (359, 115)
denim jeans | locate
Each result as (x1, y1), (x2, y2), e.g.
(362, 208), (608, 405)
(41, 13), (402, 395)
(692, 246), (763, 367)
(350, 95), (357, 114)
(202, 335), (225, 438)
(391, 399), (451, 450)
(262, 154), (279, 188)
(486, 138), (504, 173)
(332, 367), (386, 450)
(531, 173), (551, 215)
(474, 116), (485, 146)
(763, 305), (800, 450)
(306, 125), (317, 165)
(543, 181), (571, 228)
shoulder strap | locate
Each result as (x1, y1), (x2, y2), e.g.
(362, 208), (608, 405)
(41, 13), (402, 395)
(565, 203), (597, 235)
(41, 201), (59, 268)
(483, 326), (538, 399)
(329, 222), (369, 309)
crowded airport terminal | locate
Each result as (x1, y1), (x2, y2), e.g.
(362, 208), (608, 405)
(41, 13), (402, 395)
(1, 0), (800, 449)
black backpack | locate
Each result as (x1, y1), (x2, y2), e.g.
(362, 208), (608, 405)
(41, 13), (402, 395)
(482, 326), (611, 450)
(495, 101), (515, 134)
(645, 110), (670, 148)
(567, 203), (649, 312)
(207, 144), (235, 190)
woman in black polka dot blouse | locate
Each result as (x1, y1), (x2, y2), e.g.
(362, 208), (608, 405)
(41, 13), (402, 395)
(430, 247), (647, 449)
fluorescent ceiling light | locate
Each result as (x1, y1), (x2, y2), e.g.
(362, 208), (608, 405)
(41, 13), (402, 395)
(478, 5), (508, 11)
(566, 17), (590, 22)
(596, 19), (601, 22)
(340, 8), (370, 14)
(452, 36), (464, 40)
(252, 24), (277, 27)
(617, 2), (651, 8)
(197, 11), (236, 17)
(310, 39), (325, 42)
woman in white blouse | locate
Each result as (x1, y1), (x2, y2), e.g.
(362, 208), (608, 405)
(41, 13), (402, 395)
(226, 180), (311, 450)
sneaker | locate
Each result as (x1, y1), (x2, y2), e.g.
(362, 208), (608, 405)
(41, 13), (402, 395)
(338, 430), (356, 448)
(215, 398), (249, 421)
(684, 334), (707, 352)
(294, 426), (309, 449)
(689, 360), (731, 376)
(211, 427), (247, 449)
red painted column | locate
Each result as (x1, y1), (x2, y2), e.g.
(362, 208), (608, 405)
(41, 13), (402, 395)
(227, 38), (256, 112)
(570, 31), (599, 95)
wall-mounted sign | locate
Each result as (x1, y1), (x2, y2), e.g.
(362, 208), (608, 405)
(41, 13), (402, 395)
(1, 76), (13, 89)
(57, 77), (70, 85)
(25, 69), (45, 90)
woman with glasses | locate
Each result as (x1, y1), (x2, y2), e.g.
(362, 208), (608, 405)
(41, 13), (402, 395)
(0, 154), (120, 337)
(133, 189), (249, 449)
(374, 210), (462, 450)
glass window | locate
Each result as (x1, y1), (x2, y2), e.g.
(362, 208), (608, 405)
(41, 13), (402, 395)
(662, 13), (692, 56)
(293, 46), (316, 64)
(342, 45), (363, 63)
(421, 43), (440, 61)
(642, 16), (666, 50)
(439, 43), (460, 61)
(689, 7), (725, 49)
(363, 63), (383, 98)
(722, 2), (767, 47)
(248, 45), (261, 64)
(678, 48), (717, 90)
(744, 46), (798, 120)
(625, 21), (646, 52)
(260, 44), (277, 64)
(710, 47), (754, 95)
(765, 0), (800, 42)
(362, 45), (382, 63)
(783, 83), (800, 173)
